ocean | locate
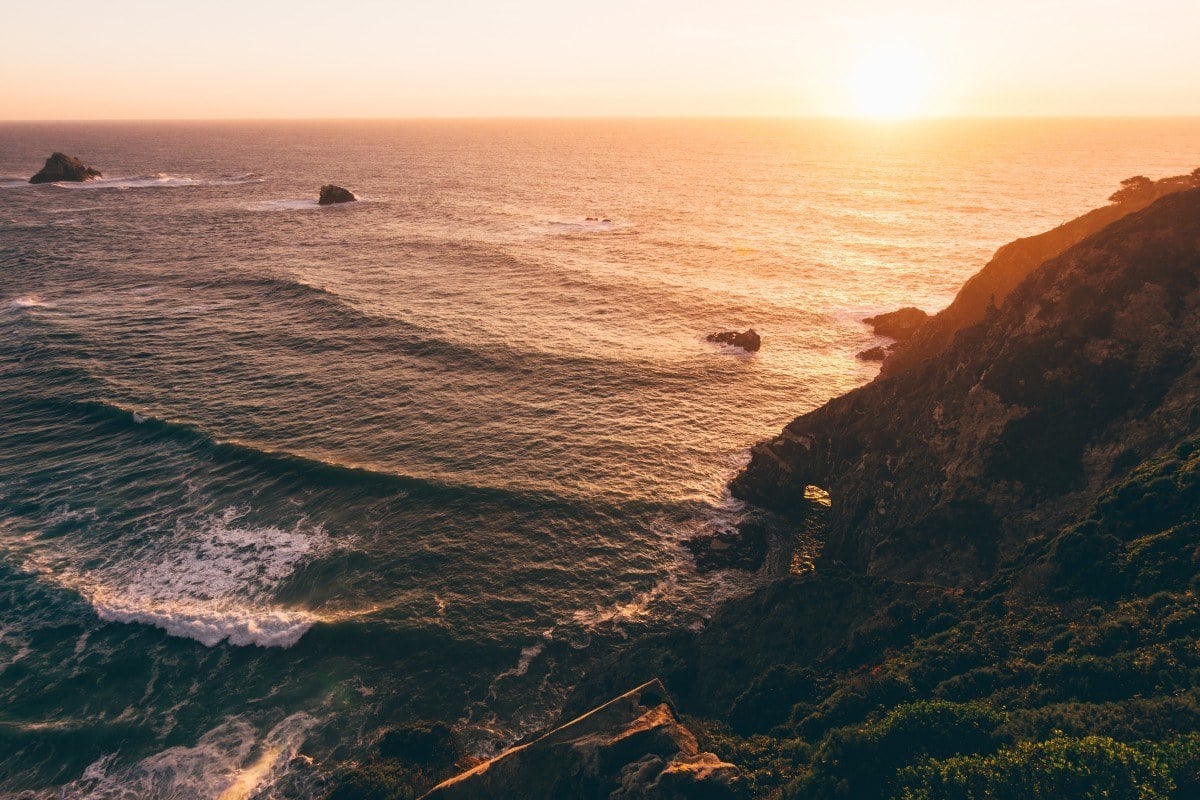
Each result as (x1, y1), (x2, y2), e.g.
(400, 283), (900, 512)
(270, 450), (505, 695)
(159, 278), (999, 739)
(1, 118), (1197, 797)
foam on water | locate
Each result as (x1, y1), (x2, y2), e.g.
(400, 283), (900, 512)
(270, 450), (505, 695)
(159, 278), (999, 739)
(51, 173), (262, 190)
(7, 295), (54, 310)
(18, 507), (333, 648)
(53, 713), (316, 800)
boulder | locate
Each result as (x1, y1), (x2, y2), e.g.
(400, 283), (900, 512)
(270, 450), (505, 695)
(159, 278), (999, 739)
(856, 345), (888, 361)
(29, 152), (101, 184)
(862, 307), (928, 341)
(707, 329), (761, 352)
(419, 679), (739, 800)
(319, 184), (357, 205)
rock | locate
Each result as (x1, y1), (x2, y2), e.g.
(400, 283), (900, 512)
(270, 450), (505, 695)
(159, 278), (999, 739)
(684, 521), (769, 572)
(29, 152), (101, 184)
(856, 345), (888, 361)
(863, 307), (928, 341)
(707, 329), (761, 352)
(318, 184), (357, 205)
(419, 679), (739, 800)
(732, 188), (1200, 587)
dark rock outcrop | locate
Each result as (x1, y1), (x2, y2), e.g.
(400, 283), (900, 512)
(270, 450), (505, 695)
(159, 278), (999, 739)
(881, 172), (1197, 378)
(856, 345), (889, 362)
(420, 679), (738, 800)
(732, 188), (1200, 587)
(683, 521), (769, 572)
(707, 329), (761, 352)
(863, 307), (928, 341)
(319, 184), (357, 205)
(29, 152), (101, 184)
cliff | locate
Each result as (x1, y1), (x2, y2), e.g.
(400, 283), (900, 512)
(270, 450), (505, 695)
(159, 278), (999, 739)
(732, 187), (1200, 587)
(880, 173), (1197, 378)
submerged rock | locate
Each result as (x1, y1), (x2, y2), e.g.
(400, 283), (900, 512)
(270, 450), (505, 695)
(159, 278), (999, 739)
(29, 152), (101, 184)
(318, 184), (357, 205)
(707, 329), (761, 352)
(420, 679), (738, 799)
(863, 307), (928, 341)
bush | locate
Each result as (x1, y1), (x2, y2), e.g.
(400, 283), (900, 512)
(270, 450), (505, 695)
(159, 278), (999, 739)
(893, 735), (1173, 800)
(788, 701), (1004, 800)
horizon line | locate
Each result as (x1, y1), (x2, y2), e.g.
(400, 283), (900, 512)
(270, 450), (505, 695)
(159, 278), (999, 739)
(3, 114), (1200, 124)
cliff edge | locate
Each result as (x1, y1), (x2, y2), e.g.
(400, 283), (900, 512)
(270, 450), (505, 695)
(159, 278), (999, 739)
(733, 187), (1200, 586)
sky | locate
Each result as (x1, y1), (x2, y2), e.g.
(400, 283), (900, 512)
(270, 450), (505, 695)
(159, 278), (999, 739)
(2, 0), (1198, 119)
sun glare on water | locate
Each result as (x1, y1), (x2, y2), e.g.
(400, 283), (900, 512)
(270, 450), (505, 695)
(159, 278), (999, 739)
(848, 45), (933, 119)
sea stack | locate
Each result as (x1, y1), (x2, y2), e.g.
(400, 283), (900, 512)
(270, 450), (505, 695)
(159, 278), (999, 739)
(29, 152), (102, 184)
(707, 329), (761, 352)
(318, 184), (357, 205)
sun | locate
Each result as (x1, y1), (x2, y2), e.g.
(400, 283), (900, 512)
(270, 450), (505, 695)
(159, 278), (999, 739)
(848, 45), (933, 119)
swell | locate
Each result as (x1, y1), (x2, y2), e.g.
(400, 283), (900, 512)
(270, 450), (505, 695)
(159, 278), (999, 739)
(12, 395), (663, 514)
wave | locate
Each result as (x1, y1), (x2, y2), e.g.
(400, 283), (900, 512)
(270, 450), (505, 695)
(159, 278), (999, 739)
(6, 295), (55, 310)
(543, 217), (632, 234)
(50, 173), (262, 190)
(249, 197), (372, 212)
(53, 713), (316, 799)
(20, 396), (603, 513)
(14, 506), (332, 648)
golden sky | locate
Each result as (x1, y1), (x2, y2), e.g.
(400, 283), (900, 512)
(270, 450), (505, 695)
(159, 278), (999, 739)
(3, 0), (1198, 119)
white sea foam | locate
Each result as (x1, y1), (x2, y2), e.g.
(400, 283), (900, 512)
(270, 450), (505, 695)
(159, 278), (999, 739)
(52, 173), (262, 190)
(544, 217), (627, 233)
(20, 507), (333, 648)
(58, 713), (316, 800)
(7, 295), (54, 310)
(492, 642), (545, 681)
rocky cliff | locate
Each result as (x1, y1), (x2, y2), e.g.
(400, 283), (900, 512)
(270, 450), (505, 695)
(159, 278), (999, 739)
(880, 172), (1197, 378)
(732, 187), (1200, 587)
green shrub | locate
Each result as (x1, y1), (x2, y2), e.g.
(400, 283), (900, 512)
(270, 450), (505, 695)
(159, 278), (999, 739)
(788, 701), (1004, 800)
(893, 735), (1173, 800)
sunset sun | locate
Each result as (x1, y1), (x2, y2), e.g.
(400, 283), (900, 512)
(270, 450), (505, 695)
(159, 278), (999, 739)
(848, 45), (933, 118)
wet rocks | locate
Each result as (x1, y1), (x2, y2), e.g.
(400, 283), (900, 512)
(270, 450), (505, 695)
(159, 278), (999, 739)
(707, 329), (761, 352)
(29, 152), (101, 183)
(856, 345), (889, 361)
(318, 184), (357, 205)
(863, 307), (928, 341)
(419, 679), (739, 799)
(683, 521), (769, 572)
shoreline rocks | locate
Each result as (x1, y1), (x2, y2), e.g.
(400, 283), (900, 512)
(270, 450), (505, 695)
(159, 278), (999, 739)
(318, 184), (357, 205)
(707, 329), (761, 352)
(683, 521), (770, 572)
(862, 307), (927, 341)
(419, 679), (738, 799)
(29, 152), (101, 184)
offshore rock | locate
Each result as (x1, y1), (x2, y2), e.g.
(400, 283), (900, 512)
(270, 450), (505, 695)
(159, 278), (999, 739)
(420, 679), (739, 800)
(707, 329), (761, 352)
(318, 184), (357, 205)
(863, 307), (927, 341)
(29, 152), (101, 183)
(732, 188), (1200, 587)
